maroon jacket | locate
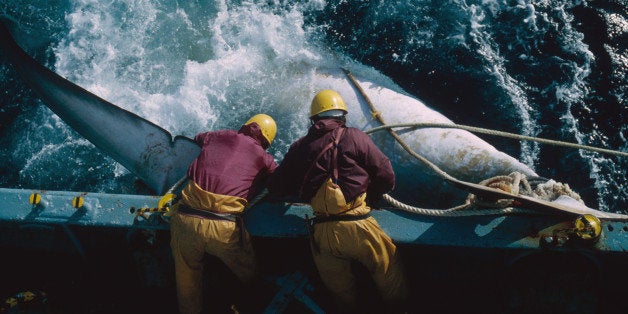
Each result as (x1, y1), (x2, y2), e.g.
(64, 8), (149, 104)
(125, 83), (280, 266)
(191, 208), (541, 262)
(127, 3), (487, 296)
(187, 123), (277, 200)
(268, 119), (394, 203)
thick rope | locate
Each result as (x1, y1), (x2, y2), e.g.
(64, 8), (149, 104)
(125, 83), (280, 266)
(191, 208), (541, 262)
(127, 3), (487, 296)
(381, 194), (541, 217)
(365, 123), (628, 157)
(343, 69), (457, 182)
(342, 69), (627, 218)
(381, 172), (553, 217)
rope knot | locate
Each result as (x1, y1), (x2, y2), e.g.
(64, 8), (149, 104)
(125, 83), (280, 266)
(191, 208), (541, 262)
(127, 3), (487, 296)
(466, 172), (532, 208)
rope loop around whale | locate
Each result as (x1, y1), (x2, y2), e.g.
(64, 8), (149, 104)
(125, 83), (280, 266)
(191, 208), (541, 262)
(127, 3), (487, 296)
(365, 123), (628, 158)
(342, 68), (628, 219)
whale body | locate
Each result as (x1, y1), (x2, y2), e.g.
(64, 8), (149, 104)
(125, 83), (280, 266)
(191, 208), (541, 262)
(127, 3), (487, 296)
(304, 68), (538, 205)
(1, 19), (538, 208)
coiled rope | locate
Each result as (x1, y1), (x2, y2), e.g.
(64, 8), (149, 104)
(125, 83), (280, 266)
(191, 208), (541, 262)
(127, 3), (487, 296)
(343, 69), (627, 218)
(382, 194), (535, 217)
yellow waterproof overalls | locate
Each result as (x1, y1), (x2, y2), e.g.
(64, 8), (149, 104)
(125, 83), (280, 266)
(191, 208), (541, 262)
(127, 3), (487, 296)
(170, 181), (257, 314)
(307, 128), (407, 312)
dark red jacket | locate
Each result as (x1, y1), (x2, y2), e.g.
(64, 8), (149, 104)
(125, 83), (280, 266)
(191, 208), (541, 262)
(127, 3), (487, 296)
(268, 119), (394, 203)
(187, 123), (277, 200)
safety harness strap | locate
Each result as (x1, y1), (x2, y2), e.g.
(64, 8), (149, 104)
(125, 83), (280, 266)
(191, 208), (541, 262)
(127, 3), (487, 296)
(299, 127), (346, 197)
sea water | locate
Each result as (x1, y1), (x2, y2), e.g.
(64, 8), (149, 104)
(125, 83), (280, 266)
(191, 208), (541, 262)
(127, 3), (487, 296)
(1, 0), (626, 213)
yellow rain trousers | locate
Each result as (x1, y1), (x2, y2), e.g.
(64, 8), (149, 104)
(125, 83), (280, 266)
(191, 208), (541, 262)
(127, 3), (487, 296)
(170, 182), (257, 314)
(310, 191), (407, 312)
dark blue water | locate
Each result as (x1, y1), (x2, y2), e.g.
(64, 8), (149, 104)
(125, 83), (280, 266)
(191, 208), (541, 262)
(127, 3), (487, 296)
(1, 0), (626, 213)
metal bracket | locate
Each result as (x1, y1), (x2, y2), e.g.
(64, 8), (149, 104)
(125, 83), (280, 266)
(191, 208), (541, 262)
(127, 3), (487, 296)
(264, 271), (324, 314)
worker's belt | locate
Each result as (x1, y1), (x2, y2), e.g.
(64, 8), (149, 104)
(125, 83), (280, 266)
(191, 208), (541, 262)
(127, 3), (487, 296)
(177, 204), (238, 222)
(311, 213), (371, 224)
(305, 213), (372, 254)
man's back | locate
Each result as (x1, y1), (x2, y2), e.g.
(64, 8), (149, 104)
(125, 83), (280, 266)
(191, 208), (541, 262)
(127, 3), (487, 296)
(188, 125), (276, 200)
(269, 119), (394, 204)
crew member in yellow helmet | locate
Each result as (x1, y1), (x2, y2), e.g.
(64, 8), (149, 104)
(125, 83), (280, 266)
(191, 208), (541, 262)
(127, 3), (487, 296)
(170, 114), (277, 313)
(268, 90), (407, 312)
(310, 89), (348, 120)
(244, 113), (277, 148)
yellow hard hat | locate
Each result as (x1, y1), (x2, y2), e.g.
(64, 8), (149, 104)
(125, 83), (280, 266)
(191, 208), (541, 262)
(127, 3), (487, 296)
(310, 90), (348, 118)
(245, 114), (277, 146)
